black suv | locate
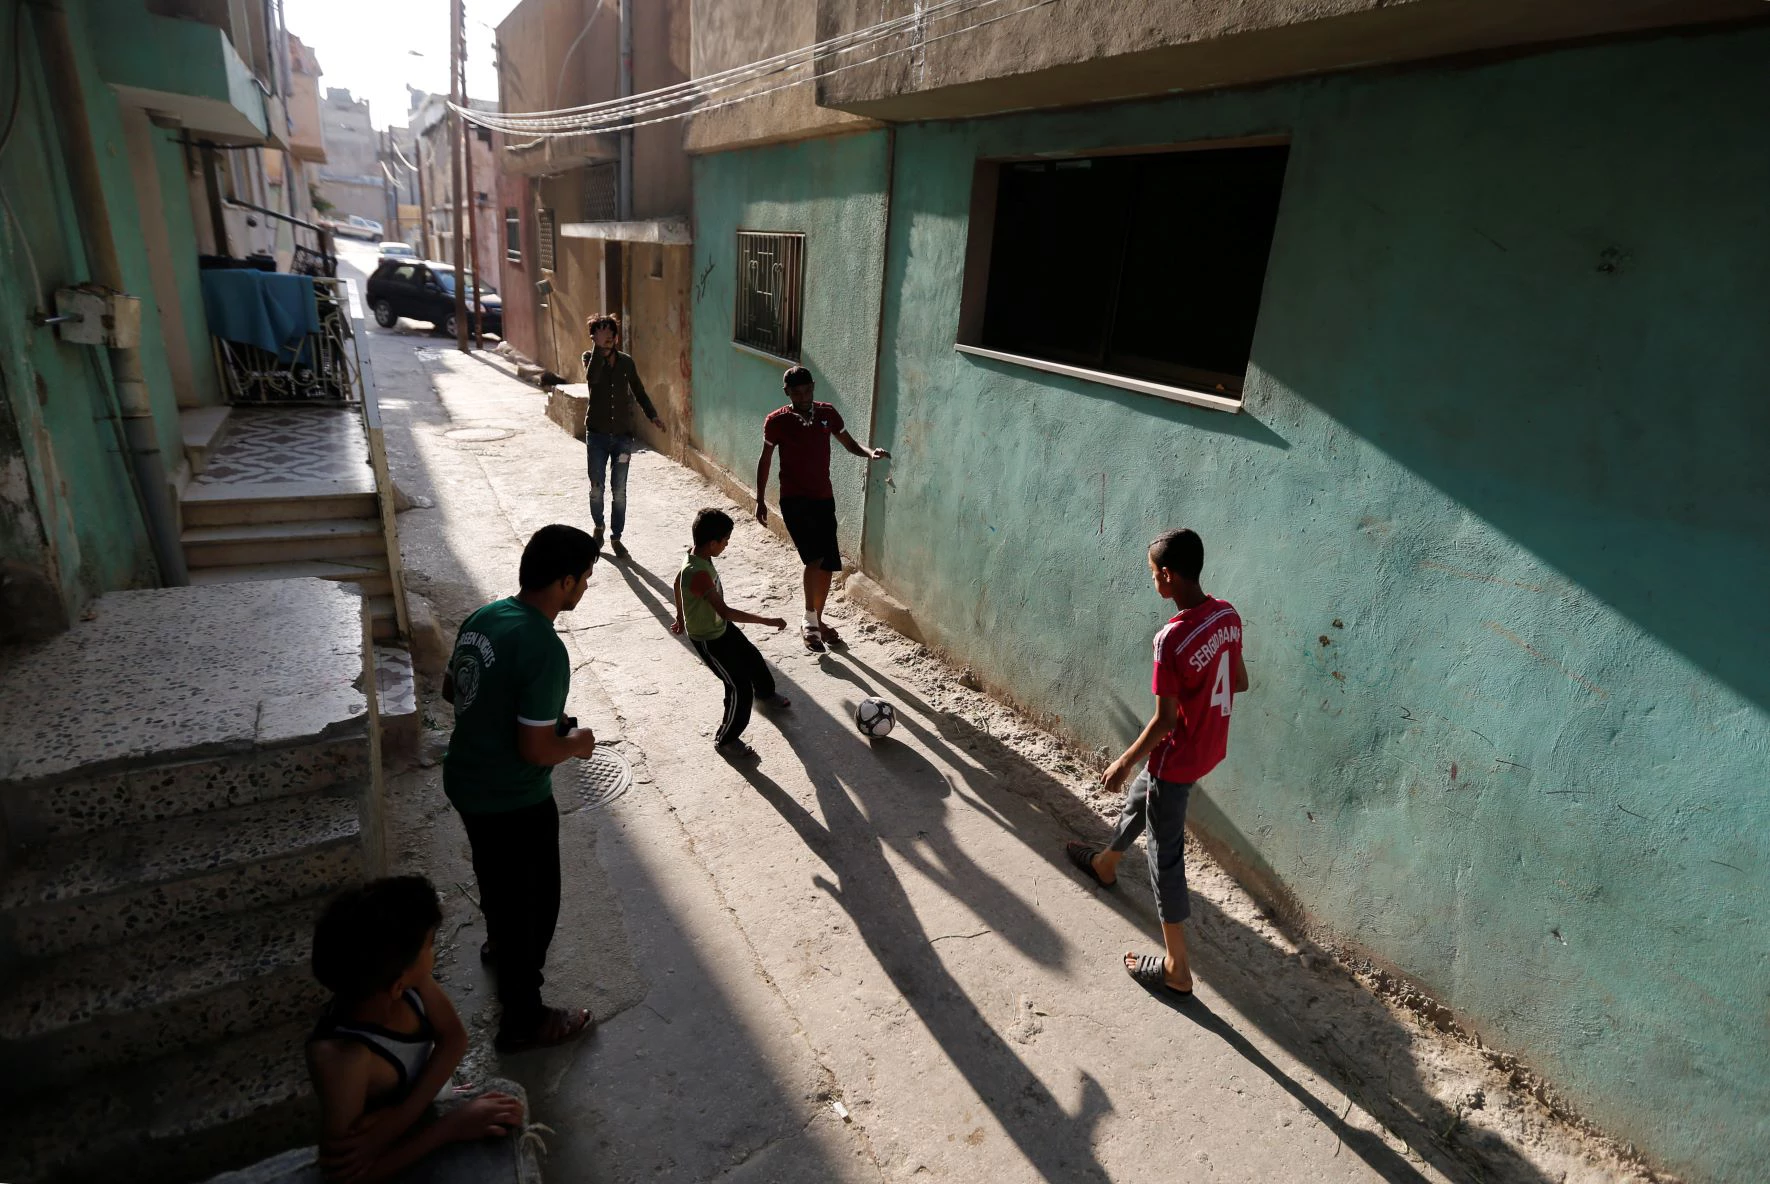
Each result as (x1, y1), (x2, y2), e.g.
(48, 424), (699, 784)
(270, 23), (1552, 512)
(366, 259), (503, 337)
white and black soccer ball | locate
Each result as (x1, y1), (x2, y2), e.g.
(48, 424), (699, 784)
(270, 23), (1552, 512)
(855, 696), (896, 739)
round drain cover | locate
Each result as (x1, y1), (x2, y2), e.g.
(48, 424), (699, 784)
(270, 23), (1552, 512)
(446, 427), (516, 442)
(563, 748), (634, 814)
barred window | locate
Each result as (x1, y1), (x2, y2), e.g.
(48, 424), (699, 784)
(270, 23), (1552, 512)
(505, 207), (521, 262)
(536, 208), (556, 272)
(734, 231), (804, 361)
(583, 163), (619, 222)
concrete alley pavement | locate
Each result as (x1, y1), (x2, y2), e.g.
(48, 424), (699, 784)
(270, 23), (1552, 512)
(352, 253), (1640, 1183)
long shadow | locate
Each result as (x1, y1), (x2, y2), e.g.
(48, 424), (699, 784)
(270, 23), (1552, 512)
(730, 735), (1112, 1181)
(830, 649), (1557, 1184)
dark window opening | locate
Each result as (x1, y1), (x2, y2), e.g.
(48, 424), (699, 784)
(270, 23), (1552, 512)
(583, 162), (620, 222)
(975, 144), (1289, 397)
(505, 206), (521, 263)
(734, 231), (804, 361)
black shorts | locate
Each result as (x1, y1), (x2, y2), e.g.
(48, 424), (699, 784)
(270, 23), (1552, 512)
(779, 496), (843, 572)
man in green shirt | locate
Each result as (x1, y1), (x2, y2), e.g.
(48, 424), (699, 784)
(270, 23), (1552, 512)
(443, 524), (600, 1052)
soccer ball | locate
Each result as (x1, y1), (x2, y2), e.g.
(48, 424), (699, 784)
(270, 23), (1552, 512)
(855, 696), (896, 739)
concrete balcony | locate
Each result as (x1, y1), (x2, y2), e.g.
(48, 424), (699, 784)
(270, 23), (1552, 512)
(812, 0), (1768, 120)
(91, 3), (269, 144)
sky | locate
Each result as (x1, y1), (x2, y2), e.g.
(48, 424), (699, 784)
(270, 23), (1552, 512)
(282, 0), (519, 130)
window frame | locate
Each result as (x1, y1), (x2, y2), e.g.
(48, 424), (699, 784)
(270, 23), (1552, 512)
(505, 206), (521, 263)
(732, 230), (806, 363)
(955, 134), (1291, 414)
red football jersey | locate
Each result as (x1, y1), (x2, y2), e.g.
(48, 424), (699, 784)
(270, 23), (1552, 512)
(1148, 598), (1243, 783)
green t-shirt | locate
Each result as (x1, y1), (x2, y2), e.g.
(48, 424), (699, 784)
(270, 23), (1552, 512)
(678, 551), (727, 641)
(443, 597), (570, 814)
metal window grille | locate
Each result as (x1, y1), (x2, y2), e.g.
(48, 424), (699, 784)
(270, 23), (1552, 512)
(734, 231), (805, 360)
(536, 208), (556, 272)
(583, 163), (619, 222)
(505, 207), (521, 262)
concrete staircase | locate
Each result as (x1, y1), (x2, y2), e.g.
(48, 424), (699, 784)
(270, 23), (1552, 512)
(177, 408), (401, 643)
(0, 581), (377, 1184)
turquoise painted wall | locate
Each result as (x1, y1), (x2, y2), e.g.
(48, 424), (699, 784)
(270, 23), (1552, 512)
(0, 0), (187, 626)
(691, 26), (1769, 1184)
(153, 126), (222, 409)
(690, 131), (889, 557)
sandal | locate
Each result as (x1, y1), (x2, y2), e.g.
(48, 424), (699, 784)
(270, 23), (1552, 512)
(1125, 952), (1193, 998)
(716, 738), (760, 761)
(756, 693), (791, 710)
(1065, 841), (1117, 890)
(801, 624), (827, 653)
(495, 1005), (596, 1053)
(819, 622), (844, 647)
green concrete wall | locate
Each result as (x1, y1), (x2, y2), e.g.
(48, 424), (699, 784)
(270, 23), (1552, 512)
(689, 131), (888, 557)
(153, 125), (222, 408)
(0, 0), (187, 630)
(690, 26), (1769, 1184)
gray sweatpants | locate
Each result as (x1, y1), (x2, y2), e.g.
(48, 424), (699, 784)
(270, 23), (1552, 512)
(1106, 769), (1194, 923)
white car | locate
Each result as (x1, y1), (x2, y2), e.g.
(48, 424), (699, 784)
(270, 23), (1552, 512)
(337, 214), (383, 241)
(378, 241), (417, 260)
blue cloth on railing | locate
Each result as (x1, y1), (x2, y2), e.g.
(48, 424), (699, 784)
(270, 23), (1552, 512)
(200, 270), (321, 360)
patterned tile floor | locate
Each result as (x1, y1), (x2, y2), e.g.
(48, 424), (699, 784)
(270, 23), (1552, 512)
(194, 407), (371, 487)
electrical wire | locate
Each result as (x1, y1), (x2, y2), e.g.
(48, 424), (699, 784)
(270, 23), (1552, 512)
(458, 0), (1002, 131)
(452, 0), (1049, 135)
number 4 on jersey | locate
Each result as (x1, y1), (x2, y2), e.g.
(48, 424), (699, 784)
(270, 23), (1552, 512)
(1209, 650), (1234, 718)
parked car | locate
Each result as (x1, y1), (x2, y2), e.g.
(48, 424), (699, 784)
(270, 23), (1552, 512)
(365, 259), (502, 338)
(335, 214), (383, 241)
(377, 241), (417, 260)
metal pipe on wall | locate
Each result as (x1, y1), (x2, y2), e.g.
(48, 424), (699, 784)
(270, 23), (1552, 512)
(37, 0), (187, 585)
(448, 0), (469, 351)
(618, 0), (632, 222)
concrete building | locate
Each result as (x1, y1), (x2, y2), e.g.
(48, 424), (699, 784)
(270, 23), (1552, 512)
(680, 4), (1770, 1182)
(409, 91), (500, 283)
(315, 86), (385, 227)
(493, 0), (692, 428)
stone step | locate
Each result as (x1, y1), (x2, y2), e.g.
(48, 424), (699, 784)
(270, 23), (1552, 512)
(2, 733), (370, 844)
(180, 486), (379, 529)
(0, 898), (326, 1095)
(0, 1019), (316, 1184)
(370, 595), (400, 641)
(1, 792), (361, 961)
(187, 557), (393, 600)
(180, 407), (233, 477)
(182, 517), (385, 569)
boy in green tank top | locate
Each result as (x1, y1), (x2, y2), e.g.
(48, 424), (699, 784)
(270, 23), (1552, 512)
(671, 508), (791, 758)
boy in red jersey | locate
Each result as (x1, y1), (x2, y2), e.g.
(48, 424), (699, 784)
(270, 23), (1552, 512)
(1065, 528), (1248, 996)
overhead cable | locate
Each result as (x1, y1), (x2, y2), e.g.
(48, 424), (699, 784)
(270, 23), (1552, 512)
(450, 0), (1054, 137)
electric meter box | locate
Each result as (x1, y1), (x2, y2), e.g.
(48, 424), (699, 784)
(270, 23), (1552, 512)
(53, 288), (143, 348)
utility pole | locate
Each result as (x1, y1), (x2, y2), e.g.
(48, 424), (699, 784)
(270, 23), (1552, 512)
(414, 131), (432, 258)
(449, 0), (469, 352)
(462, 6), (482, 350)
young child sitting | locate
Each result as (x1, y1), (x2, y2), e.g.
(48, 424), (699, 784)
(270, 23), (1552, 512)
(671, 508), (791, 759)
(306, 876), (525, 1183)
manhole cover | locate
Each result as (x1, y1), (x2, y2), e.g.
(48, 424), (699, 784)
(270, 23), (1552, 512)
(445, 427), (516, 442)
(563, 748), (634, 814)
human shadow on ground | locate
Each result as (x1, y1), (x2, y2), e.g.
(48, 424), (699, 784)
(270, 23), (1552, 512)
(828, 649), (1557, 1184)
(730, 747), (1112, 1181)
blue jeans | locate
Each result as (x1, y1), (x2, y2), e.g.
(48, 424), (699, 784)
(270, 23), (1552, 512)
(585, 431), (635, 537)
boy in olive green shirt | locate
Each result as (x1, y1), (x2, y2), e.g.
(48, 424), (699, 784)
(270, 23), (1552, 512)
(443, 524), (599, 1052)
(671, 508), (790, 758)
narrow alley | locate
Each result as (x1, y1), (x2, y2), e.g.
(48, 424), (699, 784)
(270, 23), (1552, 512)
(345, 242), (1646, 1184)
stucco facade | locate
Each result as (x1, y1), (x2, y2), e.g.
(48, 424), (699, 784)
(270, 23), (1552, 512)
(687, 25), (1770, 1183)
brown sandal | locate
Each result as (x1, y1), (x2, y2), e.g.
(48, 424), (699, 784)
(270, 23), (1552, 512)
(495, 1006), (595, 1053)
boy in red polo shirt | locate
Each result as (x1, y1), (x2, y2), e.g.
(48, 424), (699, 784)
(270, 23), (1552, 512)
(1065, 528), (1248, 997)
(754, 366), (890, 653)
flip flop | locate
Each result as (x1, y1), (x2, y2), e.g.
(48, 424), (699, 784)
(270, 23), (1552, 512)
(1126, 952), (1193, 999)
(495, 1006), (595, 1053)
(1064, 841), (1117, 890)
